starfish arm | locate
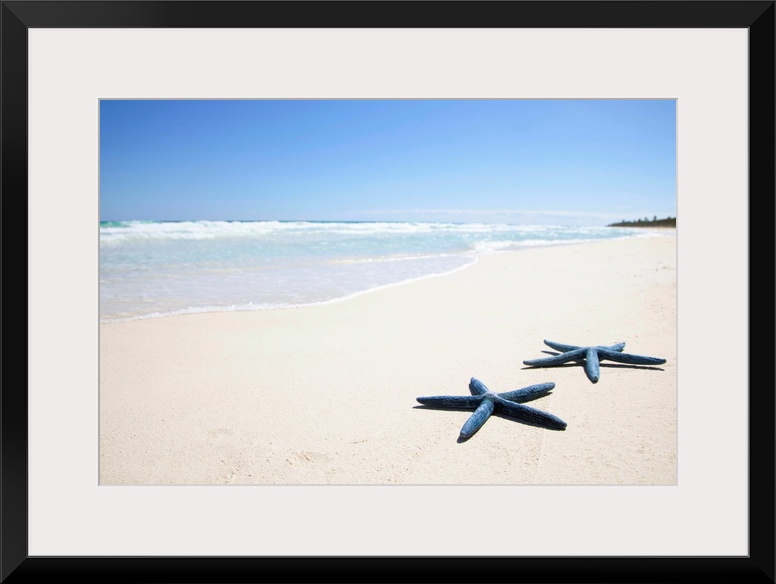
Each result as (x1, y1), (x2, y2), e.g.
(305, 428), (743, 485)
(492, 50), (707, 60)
(523, 347), (586, 367)
(416, 395), (482, 409)
(459, 399), (495, 438)
(545, 340), (626, 353)
(598, 342), (626, 352)
(543, 340), (582, 352)
(468, 377), (490, 396)
(497, 383), (556, 403)
(496, 400), (567, 431)
(596, 348), (666, 366)
(585, 347), (601, 383)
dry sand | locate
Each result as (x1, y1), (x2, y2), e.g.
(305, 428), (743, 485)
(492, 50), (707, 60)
(99, 232), (676, 485)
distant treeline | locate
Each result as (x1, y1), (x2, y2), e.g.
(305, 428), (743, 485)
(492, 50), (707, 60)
(608, 216), (676, 228)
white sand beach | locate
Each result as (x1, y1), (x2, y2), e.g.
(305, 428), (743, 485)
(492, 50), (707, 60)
(99, 233), (676, 485)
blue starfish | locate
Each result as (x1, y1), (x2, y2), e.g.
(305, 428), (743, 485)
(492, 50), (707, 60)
(523, 340), (666, 383)
(416, 377), (567, 439)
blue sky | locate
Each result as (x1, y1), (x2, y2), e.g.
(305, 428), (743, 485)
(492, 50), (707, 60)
(100, 99), (676, 225)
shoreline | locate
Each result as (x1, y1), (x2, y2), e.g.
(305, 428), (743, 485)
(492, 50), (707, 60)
(99, 254), (480, 324)
(100, 230), (674, 324)
(100, 233), (677, 485)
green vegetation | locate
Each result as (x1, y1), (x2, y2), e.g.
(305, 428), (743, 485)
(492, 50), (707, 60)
(608, 215), (676, 228)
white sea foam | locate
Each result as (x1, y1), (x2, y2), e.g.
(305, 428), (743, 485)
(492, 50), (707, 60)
(99, 219), (629, 243)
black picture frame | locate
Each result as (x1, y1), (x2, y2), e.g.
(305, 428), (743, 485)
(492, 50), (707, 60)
(2, 1), (773, 582)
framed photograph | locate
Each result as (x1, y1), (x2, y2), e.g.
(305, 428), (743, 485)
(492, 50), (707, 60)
(4, 1), (773, 582)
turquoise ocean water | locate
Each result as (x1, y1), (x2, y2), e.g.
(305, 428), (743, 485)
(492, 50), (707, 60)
(99, 220), (654, 322)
